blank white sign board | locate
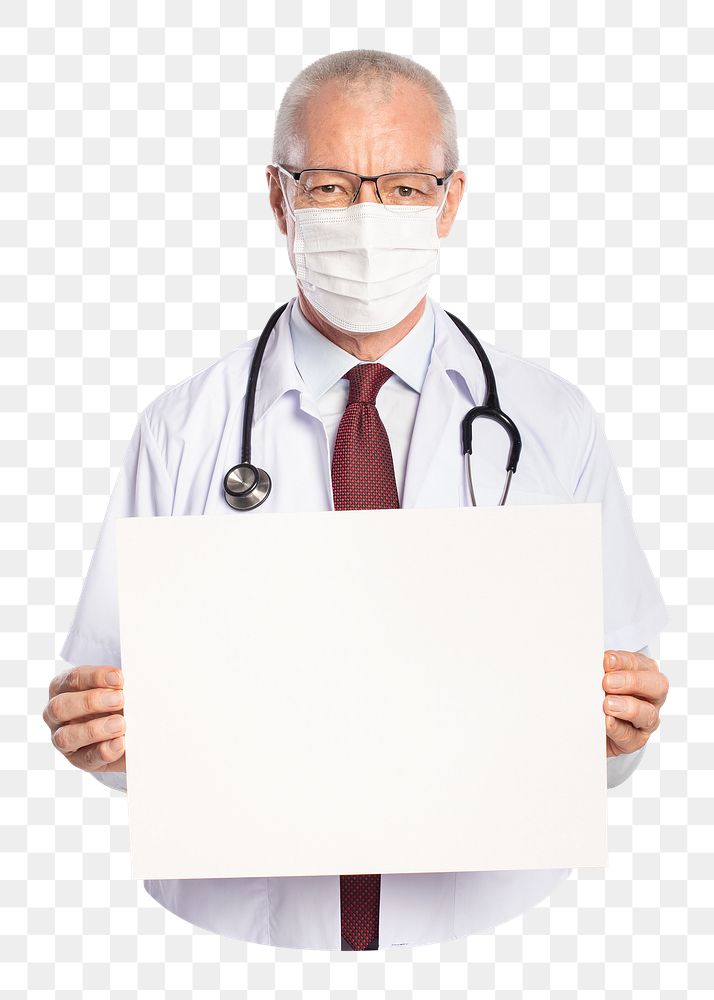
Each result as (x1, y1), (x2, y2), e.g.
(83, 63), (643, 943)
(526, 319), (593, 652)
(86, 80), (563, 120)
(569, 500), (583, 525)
(116, 504), (606, 880)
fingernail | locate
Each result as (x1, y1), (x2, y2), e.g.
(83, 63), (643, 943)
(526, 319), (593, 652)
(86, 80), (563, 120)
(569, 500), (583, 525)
(607, 696), (625, 711)
(609, 654), (617, 667)
(608, 672), (626, 689)
(101, 690), (123, 707)
(105, 716), (124, 734)
(108, 671), (123, 686)
(108, 736), (124, 751)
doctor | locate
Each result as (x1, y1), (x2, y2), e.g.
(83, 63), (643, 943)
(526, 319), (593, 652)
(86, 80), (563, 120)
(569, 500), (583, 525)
(45, 49), (670, 951)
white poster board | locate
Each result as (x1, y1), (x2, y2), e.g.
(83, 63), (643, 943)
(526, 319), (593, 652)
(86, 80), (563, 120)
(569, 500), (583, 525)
(116, 504), (606, 880)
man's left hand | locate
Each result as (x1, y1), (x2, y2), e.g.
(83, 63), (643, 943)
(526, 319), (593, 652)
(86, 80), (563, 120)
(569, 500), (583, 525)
(602, 649), (669, 757)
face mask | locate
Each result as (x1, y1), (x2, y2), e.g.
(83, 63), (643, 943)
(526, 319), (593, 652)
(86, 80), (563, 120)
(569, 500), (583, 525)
(285, 181), (450, 334)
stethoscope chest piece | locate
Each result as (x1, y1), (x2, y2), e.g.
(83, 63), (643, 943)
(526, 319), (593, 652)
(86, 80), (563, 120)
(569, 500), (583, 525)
(223, 463), (272, 511)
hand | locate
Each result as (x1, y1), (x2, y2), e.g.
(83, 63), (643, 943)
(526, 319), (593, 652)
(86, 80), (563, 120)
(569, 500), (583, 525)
(43, 665), (126, 772)
(602, 649), (669, 758)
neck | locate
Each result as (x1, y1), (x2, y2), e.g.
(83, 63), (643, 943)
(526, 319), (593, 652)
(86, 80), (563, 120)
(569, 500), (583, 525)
(296, 289), (427, 361)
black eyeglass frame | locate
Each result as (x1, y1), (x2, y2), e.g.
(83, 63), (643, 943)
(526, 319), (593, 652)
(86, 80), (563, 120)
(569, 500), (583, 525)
(274, 163), (455, 206)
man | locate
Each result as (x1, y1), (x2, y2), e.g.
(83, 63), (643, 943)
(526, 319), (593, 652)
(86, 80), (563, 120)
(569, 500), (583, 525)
(44, 50), (669, 951)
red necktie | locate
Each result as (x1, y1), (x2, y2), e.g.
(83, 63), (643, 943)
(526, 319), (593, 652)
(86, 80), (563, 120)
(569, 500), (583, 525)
(331, 362), (399, 950)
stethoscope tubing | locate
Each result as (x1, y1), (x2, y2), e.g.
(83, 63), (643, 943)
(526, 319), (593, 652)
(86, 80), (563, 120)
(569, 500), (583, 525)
(240, 301), (291, 466)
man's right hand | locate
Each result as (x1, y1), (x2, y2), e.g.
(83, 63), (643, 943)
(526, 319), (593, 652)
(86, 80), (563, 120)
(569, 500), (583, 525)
(43, 665), (126, 773)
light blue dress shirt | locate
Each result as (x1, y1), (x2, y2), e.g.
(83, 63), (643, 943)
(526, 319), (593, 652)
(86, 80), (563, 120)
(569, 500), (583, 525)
(289, 294), (436, 505)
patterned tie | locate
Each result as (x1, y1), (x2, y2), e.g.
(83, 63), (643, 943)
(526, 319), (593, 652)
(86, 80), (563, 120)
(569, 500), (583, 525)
(331, 362), (399, 950)
(331, 362), (400, 512)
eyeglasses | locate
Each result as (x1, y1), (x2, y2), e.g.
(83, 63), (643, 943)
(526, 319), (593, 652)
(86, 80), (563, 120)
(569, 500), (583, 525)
(275, 163), (454, 213)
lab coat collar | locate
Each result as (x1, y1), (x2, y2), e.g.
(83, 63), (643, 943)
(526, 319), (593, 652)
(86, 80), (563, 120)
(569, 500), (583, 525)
(430, 297), (487, 410)
(250, 298), (307, 426)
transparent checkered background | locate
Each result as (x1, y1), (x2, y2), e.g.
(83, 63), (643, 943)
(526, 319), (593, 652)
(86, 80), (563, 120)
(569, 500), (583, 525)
(2, 0), (712, 995)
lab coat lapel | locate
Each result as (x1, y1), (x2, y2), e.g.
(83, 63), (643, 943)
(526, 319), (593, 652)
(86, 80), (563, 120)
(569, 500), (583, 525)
(401, 299), (486, 510)
(400, 356), (462, 509)
(237, 298), (336, 514)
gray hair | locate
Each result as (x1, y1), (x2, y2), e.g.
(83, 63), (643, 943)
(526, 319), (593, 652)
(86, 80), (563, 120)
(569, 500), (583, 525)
(272, 49), (459, 175)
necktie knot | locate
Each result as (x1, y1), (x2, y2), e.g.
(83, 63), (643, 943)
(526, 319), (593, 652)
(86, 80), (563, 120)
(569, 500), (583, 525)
(344, 362), (394, 405)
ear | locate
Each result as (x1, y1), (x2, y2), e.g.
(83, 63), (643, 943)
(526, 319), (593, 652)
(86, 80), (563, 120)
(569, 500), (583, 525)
(437, 170), (466, 239)
(266, 165), (289, 236)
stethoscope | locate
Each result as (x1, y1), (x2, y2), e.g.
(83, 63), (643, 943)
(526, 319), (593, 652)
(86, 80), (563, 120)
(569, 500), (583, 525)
(223, 302), (522, 511)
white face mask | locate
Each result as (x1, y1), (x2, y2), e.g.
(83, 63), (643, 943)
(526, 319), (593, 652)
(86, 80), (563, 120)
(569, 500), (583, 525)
(285, 181), (450, 335)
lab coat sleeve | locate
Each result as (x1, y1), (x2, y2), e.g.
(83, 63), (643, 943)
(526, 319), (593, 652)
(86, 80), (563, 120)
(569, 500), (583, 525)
(571, 396), (669, 655)
(606, 744), (646, 789)
(570, 401), (668, 790)
(57, 408), (174, 795)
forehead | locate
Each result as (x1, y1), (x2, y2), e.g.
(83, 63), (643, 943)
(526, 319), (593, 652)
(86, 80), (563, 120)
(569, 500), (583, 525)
(290, 76), (444, 173)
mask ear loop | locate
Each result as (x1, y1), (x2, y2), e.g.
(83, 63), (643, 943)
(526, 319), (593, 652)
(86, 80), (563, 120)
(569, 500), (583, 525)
(435, 174), (453, 222)
(277, 168), (297, 225)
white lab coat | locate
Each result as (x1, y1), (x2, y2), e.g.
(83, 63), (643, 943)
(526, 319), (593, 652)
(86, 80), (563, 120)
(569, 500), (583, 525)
(59, 294), (668, 950)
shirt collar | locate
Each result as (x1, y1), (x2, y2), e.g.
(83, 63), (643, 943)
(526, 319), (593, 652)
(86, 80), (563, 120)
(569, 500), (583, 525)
(245, 294), (486, 427)
(290, 294), (436, 399)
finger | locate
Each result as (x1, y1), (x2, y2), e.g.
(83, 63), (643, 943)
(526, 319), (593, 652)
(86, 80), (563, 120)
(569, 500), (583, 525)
(71, 709), (125, 724)
(637, 650), (659, 670)
(43, 686), (124, 728)
(602, 665), (669, 703)
(604, 712), (647, 752)
(49, 666), (122, 698)
(68, 735), (126, 772)
(52, 713), (126, 755)
(603, 694), (660, 733)
(604, 649), (657, 672)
